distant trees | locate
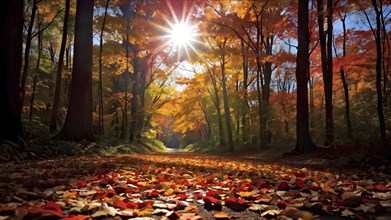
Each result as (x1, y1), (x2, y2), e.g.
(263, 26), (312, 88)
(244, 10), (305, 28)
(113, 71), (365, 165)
(57, 0), (94, 141)
(5, 0), (389, 151)
(0, 0), (24, 142)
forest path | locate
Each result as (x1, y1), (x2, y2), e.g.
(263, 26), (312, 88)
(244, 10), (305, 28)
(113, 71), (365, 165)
(0, 152), (390, 219)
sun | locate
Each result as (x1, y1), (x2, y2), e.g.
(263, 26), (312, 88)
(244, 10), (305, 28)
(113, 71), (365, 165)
(168, 21), (195, 47)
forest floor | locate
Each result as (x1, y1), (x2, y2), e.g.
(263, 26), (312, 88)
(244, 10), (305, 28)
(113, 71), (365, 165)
(0, 145), (391, 220)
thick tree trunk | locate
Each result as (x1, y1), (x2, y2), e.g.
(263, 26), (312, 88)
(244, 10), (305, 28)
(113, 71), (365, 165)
(372, 0), (386, 140)
(0, 0), (24, 142)
(57, 0), (94, 141)
(97, 0), (110, 135)
(294, 0), (316, 153)
(20, 0), (37, 110)
(50, 0), (70, 131)
(120, 20), (131, 139)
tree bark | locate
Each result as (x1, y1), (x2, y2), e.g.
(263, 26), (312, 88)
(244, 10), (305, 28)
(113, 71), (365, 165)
(57, 0), (94, 141)
(20, 0), (37, 110)
(97, 0), (110, 135)
(294, 0), (316, 153)
(0, 0), (24, 142)
(339, 14), (353, 139)
(29, 26), (42, 121)
(220, 38), (234, 152)
(371, 0), (386, 140)
(50, 0), (70, 131)
(317, 0), (334, 145)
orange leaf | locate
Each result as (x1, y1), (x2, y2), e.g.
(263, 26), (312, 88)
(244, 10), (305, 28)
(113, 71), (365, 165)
(62, 214), (91, 220)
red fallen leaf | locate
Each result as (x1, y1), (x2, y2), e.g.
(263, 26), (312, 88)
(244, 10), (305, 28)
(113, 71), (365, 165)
(148, 190), (160, 198)
(158, 178), (168, 182)
(166, 211), (181, 220)
(114, 186), (128, 194)
(29, 201), (64, 217)
(277, 201), (287, 209)
(293, 172), (306, 178)
(278, 182), (290, 191)
(176, 193), (189, 200)
(76, 181), (87, 188)
(296, 179), (305, 189)
(62, 214), (91, 220)
(197, 182), (208, 187)
(203, 196), (220, 205)
(374, 184), (389, 191)
(139, 201), (154, 208)
(224, 197), (248, 211)
(126, 201), (139, 209)
(114, 200), (127, 209)
(194, 193), (204, 199)
(206, 190), (217, 197)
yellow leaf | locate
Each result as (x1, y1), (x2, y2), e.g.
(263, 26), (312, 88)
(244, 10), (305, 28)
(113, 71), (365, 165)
(238, 191), (253, 197)
(213, 211), (230, 219)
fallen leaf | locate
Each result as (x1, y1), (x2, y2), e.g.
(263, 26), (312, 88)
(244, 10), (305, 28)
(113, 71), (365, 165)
(213, 211), (230, 219)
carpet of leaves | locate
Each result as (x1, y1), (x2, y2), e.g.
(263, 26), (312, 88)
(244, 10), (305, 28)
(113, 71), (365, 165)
(0, 152), (390, 220)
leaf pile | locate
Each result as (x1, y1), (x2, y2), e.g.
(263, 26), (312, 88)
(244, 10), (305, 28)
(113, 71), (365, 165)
(0, 152), (390, 219)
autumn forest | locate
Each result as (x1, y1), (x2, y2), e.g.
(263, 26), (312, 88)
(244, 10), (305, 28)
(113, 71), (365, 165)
(1, 0), (391, 219)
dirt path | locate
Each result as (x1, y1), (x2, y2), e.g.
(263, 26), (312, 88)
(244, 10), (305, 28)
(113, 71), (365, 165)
(0, 152), (390, 219)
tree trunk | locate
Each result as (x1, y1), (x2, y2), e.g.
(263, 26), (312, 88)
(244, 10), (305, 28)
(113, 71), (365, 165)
(339, 14), (353, 139)
(29, 28), (42, 121)
(208, 67), (225, 148)
(0, 0), (24, 142)
(20, 0), (37, 110)
(241, 40), (249, 143)
(220, 39), (234, 152)
(129, 51), (141, 143)
(325, 0), (334, 144)
(97, 0), (110, 135)
(57, 0), (94, 141)
(50, 0), (70, 131)
(372, 0), (386, 140)
(120, 19), (131, 139)
(294, 0), (316, 153)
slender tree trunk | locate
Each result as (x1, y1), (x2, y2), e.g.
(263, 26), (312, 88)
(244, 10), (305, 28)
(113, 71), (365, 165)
(309, 77), (315, 128)
(97, 0), (110, 135)
(220, 39), (234, 152)
(294, 0), (316, 153)
(325, 0), (334, 144)
(241, 40), (249, 143)
(372, 0), (386, 140)
(20, 0), (37, 110)
(29, 27), (43, 121)
(57, 0), (94, 141)
(339, 14), (353, 139)
(208, 67), (225, 147)
(129, 52), (141, 143)
(121, 19), (130, 139)
(0, 0), (24, 142)
(317, 0), (334, 145)
(50, 0), (70, 131)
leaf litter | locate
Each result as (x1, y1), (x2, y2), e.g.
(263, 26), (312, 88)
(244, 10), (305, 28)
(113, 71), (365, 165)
(0, 152), (390, 219)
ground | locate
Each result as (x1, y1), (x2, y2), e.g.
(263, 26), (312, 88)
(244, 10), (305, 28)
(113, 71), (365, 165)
(0, 149), (390, 220)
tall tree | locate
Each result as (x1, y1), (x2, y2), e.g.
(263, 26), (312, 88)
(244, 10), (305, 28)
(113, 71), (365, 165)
(97, 0), (110, 135)
(371, 0), (386, 140)
(294, 0), (316, 153)
(317, 0), (334, 145)
(57, 0), (94, 141)
(20, 0), (37, 110)
(0, 0), (24, 142)
(50, 0), (70, 131)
